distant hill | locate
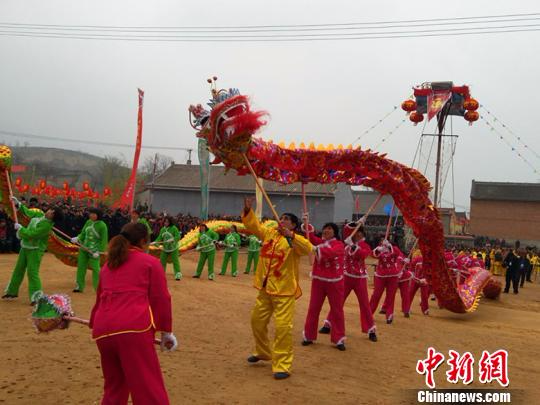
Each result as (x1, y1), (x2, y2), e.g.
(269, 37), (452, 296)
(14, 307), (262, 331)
(9, 146), (130, 190)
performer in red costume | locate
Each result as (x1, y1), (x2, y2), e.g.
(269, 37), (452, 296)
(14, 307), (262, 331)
(89, 223), (177, 405)
(369, 238), (400, 324)
(408, 253), (430, 315)
(380, 243), (411, 318)
(319, 222), (377, 342)
(302, 219), (346, 351)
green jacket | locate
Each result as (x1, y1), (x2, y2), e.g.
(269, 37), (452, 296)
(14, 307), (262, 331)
(247, 234), (262, 252)
(197, 229), (219, 253)
(156, 225), (181, 253)
(77, 219), (108, 253)
(223, 232), (241, 253)
(17, 212), (53, 251)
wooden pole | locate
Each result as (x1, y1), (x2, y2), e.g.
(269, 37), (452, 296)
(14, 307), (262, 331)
(242, 154), (280, 222)
(5, 169), (18, 223)
(384, 204), (395, 241)
(348, 193), (383, 240)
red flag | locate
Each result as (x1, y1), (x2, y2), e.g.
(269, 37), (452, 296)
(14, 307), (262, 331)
(427, 90), (451, 121)
(113, 88), (144, 211)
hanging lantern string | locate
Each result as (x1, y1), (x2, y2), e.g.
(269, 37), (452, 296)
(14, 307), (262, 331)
(374, 118), (407, 150)
(480, 115), (539, 174)
(351, 105), (399, 145)
(480, 105), (540, 161)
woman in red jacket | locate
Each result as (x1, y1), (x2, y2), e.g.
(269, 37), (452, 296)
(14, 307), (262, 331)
(319, 222), (378, 342)
(302, 220), (346, 351)
(90, 222), (177, 405)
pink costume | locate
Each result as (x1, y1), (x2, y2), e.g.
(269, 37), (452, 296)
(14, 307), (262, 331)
(408, 255), (430, 315)
(90, 248), (172, 405)
(369, 241), (400, 322)
(323, 235), (376, 335)
(382, 245), (412, 316)
(303, 233), (346, 345)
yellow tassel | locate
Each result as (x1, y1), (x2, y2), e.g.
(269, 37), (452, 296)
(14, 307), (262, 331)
(327, 143), (334, 150)
(317, 144), (325, 150)
(337, 144), (343, 150)
(309, 142), (315, 150)
(288, 142), (296, 150)
(299, 142), (306, 149)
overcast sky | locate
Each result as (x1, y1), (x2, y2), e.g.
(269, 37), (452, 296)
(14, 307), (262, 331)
(1, 0), (539, 211)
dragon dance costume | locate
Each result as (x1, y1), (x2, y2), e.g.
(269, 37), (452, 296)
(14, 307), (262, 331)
(242, 209), (312, 375)
(194, 228), (219, 279)
(369, 241), (400, 323)
(303, 233), (346, 347)
(4, 204), (53, 301)
(219, 230), (241, 276)
(74, 219), (108, 292)
(409, 254), (430, 315)
(155, 225), (182, 280)
(323, 224), (377, 339)
(244, 234), (261, 274)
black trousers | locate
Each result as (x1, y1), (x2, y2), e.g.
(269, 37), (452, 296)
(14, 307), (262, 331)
(505, 269), (520, 293)
(519, 267), (532, 286)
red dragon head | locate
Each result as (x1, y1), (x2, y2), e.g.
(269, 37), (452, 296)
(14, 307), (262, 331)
(189, 78), (267, 168)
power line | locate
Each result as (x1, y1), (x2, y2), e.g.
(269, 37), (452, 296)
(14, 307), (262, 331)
(0, 129), (192, 151)
(1, 16), (540, 33)
(1, 12), (538, 30)
(1, 23), (540, 39)
(1, 27), (539, 42)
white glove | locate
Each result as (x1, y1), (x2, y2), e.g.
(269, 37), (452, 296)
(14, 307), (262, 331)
(92, 252), (100, 259)
(160, 332), (178, 352)
(10, 196), (21, 208)
(70, 237), (79, 244)
(149, 242), (157, 246)
(14, 222), (22, 231)
(344, 236), (353, 246)
(383, 239), (392, 247)
(403, 258), (410, 264)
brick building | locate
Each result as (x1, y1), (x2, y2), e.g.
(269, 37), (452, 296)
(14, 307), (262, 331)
(469, 180), (540, 245)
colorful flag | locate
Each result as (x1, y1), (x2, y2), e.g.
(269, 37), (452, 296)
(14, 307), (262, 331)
(113, 89), (144, 211)
(427, 90), (452, 121)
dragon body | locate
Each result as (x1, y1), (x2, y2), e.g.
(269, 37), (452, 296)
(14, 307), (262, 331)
(189, 86), (501, 313)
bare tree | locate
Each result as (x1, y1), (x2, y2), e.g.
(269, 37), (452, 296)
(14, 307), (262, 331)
(139, 153), (174, 181)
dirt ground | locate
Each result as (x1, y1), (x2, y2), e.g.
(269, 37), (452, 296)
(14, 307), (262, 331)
(0, 251), (539, 404)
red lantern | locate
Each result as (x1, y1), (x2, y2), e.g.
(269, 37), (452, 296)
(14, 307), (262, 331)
(401, 99), (417, 113)
(93, 192), (100, 199)
(15, 177), (22, 187)
(464, 110), (479, 125)
(103, 187), (111, 196)
(70, 189), (77, 197)
(83, 182), (90, 191)
(39, 179), (47, 190)
(463, 98), (479, 111)
(63, 181), (69, 190)
(22, 184), (30, 192)
(32, 187), (40, 195)
(409, 111), (424, 125)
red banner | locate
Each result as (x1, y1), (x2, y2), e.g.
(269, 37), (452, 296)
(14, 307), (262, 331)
(113, 88), (144, 211)
(427, 90), (451, 121)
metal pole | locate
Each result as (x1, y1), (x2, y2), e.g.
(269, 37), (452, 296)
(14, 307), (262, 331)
(433, 132), (443, 208)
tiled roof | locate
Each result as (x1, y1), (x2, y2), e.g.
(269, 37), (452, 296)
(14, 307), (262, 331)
(470, 180), (540, 202)
(149, 164), (337, 197)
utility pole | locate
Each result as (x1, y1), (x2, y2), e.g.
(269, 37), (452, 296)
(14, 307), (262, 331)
(187, 149), (193, 165)
(149, 153), (158, 212)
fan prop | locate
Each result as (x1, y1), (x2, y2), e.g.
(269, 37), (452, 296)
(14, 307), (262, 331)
(31, 292), (161, 345)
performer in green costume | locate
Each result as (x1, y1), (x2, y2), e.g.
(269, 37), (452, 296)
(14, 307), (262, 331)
(3, 197), (63, 303)
(72, 208), (108, 293)
(219, 225), (242, 277)
(244, 234), (262, 274)
(131, 209), (152, 237)
(193, 224), (218, 280)
(152, 216), (182, 281)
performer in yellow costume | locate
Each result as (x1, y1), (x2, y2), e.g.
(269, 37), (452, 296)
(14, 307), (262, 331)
(242, 198), (313, 380)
